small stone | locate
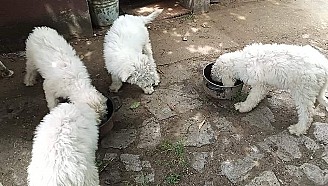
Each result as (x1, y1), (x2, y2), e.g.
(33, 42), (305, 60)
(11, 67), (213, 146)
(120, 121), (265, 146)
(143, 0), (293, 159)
(285, 165), (304, 179)
(104, 170), (122, 184)
(241, 106), (275, 131)
(221, 152), (263, 183)
(314, 122), (328, 144)
(215, 117), (236, 133)
(120, 154), (142, 172)
(299, 135), (320, 151)
(182, 37), (188, 41)
(143, 93), (177, 120)
(258, 131), (301, 161)
(101, 129), (137, 149)
(135, 172), (155, 183)
(201, 23), (210, 28)
(191, 152), (211, 173)
(184, 120), (216, 147)
(245, 171), (280, 186)
(137, 118), (161, 149)
(301, 163), (328, 185)
(103, 153), (117, 161)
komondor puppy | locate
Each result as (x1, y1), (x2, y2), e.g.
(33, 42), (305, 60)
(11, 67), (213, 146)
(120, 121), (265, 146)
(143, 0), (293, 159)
(27, 102), (99, 186)
(211, 43), (328, 136)
(103, 9), (163, 94)
(24, 26), (107, 120)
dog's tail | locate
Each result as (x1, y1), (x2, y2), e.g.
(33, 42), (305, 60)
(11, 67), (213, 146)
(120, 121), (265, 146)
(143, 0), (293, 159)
(140, 9), (164, 24)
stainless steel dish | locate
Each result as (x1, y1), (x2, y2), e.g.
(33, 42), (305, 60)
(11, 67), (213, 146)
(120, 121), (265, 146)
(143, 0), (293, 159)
(203, 63), (243, 100)
(99, 96), (122, 139)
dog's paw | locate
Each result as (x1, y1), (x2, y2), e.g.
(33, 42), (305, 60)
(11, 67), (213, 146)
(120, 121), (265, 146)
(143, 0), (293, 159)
(24, 78), (36, 86)
(288, 124), (307, 136)
(154, 79), (160, 86)
(143, 86), (154, 95)
(109, 85), (120, 93)
(234, 102), (252, 113)
(154, 74), (160, 86)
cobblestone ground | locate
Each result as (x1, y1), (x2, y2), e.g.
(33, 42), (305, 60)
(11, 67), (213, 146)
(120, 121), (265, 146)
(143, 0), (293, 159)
(98, 59), (328, 186)
(1, 0), (328, 185)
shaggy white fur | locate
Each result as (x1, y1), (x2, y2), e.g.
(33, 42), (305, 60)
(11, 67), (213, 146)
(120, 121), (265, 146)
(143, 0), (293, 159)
(211, 43), (328, 136)
(27, 102), (99, 186)
(24, 27), (107, 120)
(103, 9), (163, 94)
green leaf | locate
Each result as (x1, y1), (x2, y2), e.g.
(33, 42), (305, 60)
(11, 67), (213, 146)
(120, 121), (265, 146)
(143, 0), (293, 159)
(130, 101), (140, 109)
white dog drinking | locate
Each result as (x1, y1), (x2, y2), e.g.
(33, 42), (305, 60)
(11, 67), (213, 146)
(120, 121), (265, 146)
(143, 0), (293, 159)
(211, 43), (328, 136)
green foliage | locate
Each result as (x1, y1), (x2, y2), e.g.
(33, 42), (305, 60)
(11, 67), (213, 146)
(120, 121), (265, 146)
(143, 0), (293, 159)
(165, 173), (181, 185)
(130, 101), (141, 109)
(157, 140), (189, 185)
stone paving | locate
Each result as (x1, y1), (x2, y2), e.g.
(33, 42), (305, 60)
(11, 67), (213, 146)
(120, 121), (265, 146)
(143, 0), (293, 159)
(95, 1), (328, 184)
(98, 58), (328, 185)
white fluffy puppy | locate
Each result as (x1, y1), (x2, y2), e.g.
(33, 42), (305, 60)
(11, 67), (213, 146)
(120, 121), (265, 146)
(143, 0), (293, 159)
(27, 102), (99, 186)
(211, 43), (328, 136)
(103, 9), (163, 94)
(24, 27), (107, 120)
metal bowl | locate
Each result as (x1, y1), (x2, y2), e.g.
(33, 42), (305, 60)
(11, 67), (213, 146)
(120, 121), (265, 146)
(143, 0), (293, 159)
(203, 63), (243, 100)
(99, 96), (121, 139)
(57, 95), (122, 139)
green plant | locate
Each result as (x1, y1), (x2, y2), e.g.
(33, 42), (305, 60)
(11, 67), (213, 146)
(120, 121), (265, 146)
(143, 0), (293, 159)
(156, 140), (189, 184)
(160, 140), (173, 152)
(182, 12), (195, 21)
(130, 101), (141, 109)
(135, 172), (152, 186)
(187, 13), (194, 19)
(173, 141), (184, 158)
(160, 140), (186, 165)
(160, 140), (184, 155)
(165, 173), (181, 184)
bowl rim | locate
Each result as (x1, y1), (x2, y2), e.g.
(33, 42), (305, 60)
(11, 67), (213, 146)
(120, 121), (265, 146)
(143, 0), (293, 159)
(203, 63), (243, 88)
(99, 98), (115, 127)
